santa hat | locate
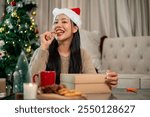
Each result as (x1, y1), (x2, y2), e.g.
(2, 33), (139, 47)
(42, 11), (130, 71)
(52, 8), (81, 28)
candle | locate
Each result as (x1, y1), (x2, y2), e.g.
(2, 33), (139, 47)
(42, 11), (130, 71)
(23, 83), (37, 100)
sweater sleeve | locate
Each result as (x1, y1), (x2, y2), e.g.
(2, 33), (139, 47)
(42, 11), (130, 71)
(29, 48), (49, 79)
(81, 49), (97, 74)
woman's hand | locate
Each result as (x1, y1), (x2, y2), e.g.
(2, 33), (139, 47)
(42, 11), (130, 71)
(40, 31), (55, 50)
(105, 70), (118, 89)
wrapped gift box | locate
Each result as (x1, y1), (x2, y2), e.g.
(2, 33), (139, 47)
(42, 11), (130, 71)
(60, 74), (111, 93)
(0, 78), (6, 93)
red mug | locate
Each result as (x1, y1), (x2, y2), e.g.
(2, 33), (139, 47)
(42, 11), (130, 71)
(32, 71), (56, 87)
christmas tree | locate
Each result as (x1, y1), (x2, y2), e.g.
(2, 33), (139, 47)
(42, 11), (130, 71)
(0, 0), (39, 79)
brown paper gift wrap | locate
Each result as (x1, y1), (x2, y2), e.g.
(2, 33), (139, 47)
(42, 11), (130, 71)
(60, 74), (111, 93)
(0, 78), (6, 93)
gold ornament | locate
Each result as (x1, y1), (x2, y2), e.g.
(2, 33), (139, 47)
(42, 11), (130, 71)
(11, 11), (17, 17)
(30, 25), (34, 30)
(0, 27), (4, 32)
(32, 22), (35, 26)
(32, 11), (36, 16)
(26, 46), (31, 53)
(32, 19), (35, 22)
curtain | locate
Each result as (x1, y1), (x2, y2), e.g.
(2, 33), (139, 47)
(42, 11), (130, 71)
(0, 0), (5, 23)
(36, 0), (150, 37)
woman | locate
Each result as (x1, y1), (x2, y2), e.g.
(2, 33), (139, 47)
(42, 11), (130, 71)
(29, 8), (118, 88)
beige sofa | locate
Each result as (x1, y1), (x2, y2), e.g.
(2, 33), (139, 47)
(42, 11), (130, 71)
(101, 36), (150, 89)
(80, 29), (150, 89)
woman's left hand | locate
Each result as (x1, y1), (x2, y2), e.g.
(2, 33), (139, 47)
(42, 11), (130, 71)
(105, 70), (118, 89)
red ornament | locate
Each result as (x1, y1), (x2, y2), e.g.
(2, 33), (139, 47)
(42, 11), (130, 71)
(10, 1), (16, 6)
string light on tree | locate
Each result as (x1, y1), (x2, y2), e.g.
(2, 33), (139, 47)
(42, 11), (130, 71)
(12, 41), (15, 46)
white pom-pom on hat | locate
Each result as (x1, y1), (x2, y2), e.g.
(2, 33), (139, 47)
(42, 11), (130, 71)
(52, 8), (81, 28)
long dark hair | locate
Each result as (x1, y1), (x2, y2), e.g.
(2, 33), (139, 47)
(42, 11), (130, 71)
(46, 28), (82, 84)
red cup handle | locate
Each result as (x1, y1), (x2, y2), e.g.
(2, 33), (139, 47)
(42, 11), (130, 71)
(32, 74), (39, 83)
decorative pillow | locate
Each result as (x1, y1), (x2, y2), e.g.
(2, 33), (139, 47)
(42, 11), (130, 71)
(80, 29), (102, 72)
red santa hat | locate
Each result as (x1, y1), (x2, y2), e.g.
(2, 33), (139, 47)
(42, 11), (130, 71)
(52, 8), (81, 28)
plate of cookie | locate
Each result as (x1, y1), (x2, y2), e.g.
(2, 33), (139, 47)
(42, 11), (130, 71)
(37, 84), (87, 100)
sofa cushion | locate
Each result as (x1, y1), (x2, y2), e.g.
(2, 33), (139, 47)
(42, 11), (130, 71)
(80, 29), (101, 72)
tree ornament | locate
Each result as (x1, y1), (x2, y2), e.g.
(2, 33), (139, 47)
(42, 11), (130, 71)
(17, 2), (23, 8)
(26, 46), (31, 53)
(30, 17), (33, 20)
(30, 25), (34, 30)
(32, 0), (36, 5)
(32, 22), (35, 26)
(10, 0), (16, 6)
(0, 27), (4, 32)
(0, 51), (5, 58)
(24, 0), (31, 5)
(31, 11), (36, 16)
(11, 11), (17, 17)
(0, 40), (5, 47)
(31, 19), (35, 22)
(6, 6), (14, 13)
(8, 24), (13, 29)
(5, 19), (10, 25)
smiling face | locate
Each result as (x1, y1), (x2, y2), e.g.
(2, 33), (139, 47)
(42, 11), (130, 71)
(52, 14), (78, 42)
